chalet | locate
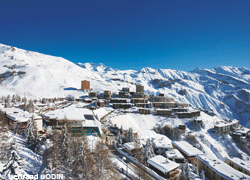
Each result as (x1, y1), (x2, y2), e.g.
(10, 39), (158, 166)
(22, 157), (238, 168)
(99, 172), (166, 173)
(153, 134), (173, 155)
(122, 142), (142, 154)
(164, 149), (185, 163)
(213, 120), (239, 134)
(172, 141), (204, 163)
(155, 109), (172, 116)
(138, 108), (151, 115)
(147, 155), (179, 179)
(0, 107), (43, 134)
(42, 104), (103, 137)
(225, 157), (250, 176)
(197, 155), (250, 180)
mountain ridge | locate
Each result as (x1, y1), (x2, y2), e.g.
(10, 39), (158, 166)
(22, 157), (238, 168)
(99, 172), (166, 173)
(0, 43), (249, 127)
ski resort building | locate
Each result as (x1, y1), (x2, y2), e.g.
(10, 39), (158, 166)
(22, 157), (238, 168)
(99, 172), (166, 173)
(213, 120), (239, 134)
(110, 98), (128, 104)
(152, 102), (177, 108)
(153, 134), (173, 155)
(136, 103), (150, 108)
(42, 105), (103, 137)
(88, 91), (98, 98)
(122, 142), (143, 154)
(130, 98), (148, 104)
(164, 149), (185, 163)
(155, 109), (172, 116)
(103, 90), (112, 99)
(81, 80), (90, 90)
(225, 157), (250, 176)
(150, 96), (174, 103)
(112, 103), (132, 109)
(197, 155), (250, 180)
(172, 108), (188, 112)
(138, 108), (151, 114)
(172, 141), (204, 163)
(118, 91), (130, 98)
(147, 155), (179, 179)
(136, 84), (144, 94)
(0, 107), (43, 134)
(176, 111), (200, 118)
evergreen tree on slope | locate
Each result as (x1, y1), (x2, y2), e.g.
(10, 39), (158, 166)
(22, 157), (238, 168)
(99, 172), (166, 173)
(142, 138), (155, 163)
(2, 139), (23, 179)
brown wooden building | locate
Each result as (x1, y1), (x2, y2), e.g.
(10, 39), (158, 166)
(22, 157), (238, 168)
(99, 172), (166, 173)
(81, 80), (90, 90)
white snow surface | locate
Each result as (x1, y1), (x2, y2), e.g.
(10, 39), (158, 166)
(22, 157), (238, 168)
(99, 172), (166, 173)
(147, 155), (180, 174)
(0, 43), (250, 126)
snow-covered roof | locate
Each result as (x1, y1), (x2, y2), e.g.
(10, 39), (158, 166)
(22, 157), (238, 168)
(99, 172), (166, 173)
(165, 149), (184, 160)
(147, 155), (180, 174)
(197, 155), (250, 180)
(172, 141), (204, 157)
(122, 142), (142, 151)
(214, 120), (239, 127)
(155, 108), (172, 111)
(93, 107), (112, 120)
(153, 134), (173, 149)
(1, 107), (31, 123)
(1, 107), (23, 114)
(43, 104), (94, 121)
(82, 117), (102, 127)
(225, 157), (250, 174)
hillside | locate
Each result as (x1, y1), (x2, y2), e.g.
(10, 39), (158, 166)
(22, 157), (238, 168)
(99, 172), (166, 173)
(0, 43), (249, 127)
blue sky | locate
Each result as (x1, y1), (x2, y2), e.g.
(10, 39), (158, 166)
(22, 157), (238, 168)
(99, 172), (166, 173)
(0, 0), (249, 71)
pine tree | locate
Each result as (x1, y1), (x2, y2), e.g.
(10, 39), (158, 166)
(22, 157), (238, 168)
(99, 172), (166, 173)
(142, 138), (155, 163)
(2, 139), (23, 178)
(179, 159), (190, 180)
(27, 100), (35, 113)
(11, 95), (16, 104)
(116, 131), (123, 147)
(125, 127), (134, 143)
(60, 121), (72, 165)
(25, 117), (36, 144)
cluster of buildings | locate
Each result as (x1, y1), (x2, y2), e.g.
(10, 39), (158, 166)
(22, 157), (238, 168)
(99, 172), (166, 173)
(81, 80), (200, 120)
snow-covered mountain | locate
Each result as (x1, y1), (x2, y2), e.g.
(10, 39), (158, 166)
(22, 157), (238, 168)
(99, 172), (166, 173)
(0, 43), (249, 127)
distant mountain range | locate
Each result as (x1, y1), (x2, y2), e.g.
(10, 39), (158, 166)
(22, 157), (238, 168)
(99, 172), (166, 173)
(0, 43), (249, 127)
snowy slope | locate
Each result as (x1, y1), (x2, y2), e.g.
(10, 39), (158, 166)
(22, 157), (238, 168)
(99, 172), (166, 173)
(0, 43), (249, 127)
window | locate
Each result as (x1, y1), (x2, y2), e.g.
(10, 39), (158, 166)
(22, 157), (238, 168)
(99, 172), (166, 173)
(84, 114), (95, 120)
(57, 121), (65, 126)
